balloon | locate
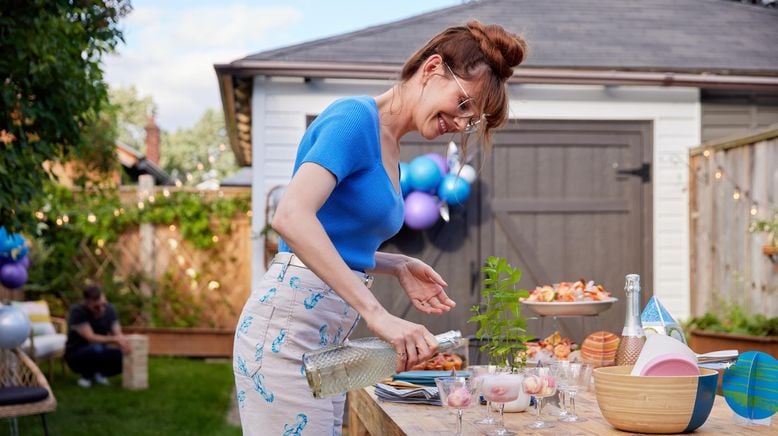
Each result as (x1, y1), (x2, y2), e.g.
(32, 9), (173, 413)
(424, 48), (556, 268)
(437, 174), (471, 206)
(403, 191), (440, 230)
(18, 255), (30, 269)
(407, 156), (443, 193)
(0, 305), (31, 349)
(0, 227), (14, 258)
(0, 262), (28, 289)
(424, 153), (448, 177)
(450, 162), (477, 184)
(0, 232), (27, 261)
(399, 162), (412, 197)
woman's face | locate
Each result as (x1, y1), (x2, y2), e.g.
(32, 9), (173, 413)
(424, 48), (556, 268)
(414, 61), (484, 140)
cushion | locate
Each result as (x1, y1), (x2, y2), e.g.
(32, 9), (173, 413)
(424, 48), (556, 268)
(0, 386), (49, 406)
(21, 334), (66, 358)
(12, 300), (56, 336)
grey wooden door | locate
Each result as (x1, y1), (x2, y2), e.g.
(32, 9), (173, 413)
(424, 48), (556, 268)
(480, 120), (653, 342)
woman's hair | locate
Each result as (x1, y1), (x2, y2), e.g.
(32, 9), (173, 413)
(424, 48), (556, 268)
(401, 20), (527, 153)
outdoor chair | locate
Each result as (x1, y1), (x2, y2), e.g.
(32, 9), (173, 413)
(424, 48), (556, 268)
(0, 348), (57, 436)
(13, 300), (68, 380)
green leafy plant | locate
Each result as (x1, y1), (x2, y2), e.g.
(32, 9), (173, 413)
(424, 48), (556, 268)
(749, 208), (778, 247)
(468, 256), (531, 370)
(686, 303), (778, 337)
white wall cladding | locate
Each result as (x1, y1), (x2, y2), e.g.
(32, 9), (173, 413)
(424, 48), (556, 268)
(251, 78), (700, 320)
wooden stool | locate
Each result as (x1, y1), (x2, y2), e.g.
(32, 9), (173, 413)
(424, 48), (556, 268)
(122, 334), (149, 390)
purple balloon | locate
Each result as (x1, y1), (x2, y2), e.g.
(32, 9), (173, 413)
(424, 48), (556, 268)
(0, 262), (28, 289)
(18, 255), (30, 269)
(403, 191), (440, 230)
(425, 153), (448, 177)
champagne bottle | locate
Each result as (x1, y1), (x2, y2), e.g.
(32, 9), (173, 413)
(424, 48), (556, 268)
(615, 274), (646, 366)
(303, 330), (463, 398)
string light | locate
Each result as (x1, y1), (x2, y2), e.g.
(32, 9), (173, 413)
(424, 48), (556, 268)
(211, 235), (219, 243)
(163, 189), (170, 197)
(62, 214), (69, 223)
(148, 195), (155, 203)
(733, 189), (741, 201)
(137, 201), (145, 209)
(169, 224), (176, 231)
(219, 143), (226, 152)
(703, 149), (711, 158)
(87, 213), (97, 223)
(246, 210), (252, 218)
(113, 209), (120, 217)
(175, 179), (183, 188)
(35, 211), (44, 220)
(208, 280), (221, 290)
(750, 204), (758, 216)
(714, 169), (723, 180)
(56, 218), (63, 226)
(196, 162), (204, 171)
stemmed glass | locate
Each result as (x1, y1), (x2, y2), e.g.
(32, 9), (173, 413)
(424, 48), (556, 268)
(522, 367), (558, 429)
(558, 362), (592, 423)
(480, 372), (523, 436)
(434, 376), (477, 436)
(470, 365), (498, 425)
(551, 360), (570, 418)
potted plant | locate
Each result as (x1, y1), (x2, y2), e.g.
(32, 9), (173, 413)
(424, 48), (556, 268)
(749, 208), (777, 261)
(468, 256), (531, 370)
(686, 302), (778, 358)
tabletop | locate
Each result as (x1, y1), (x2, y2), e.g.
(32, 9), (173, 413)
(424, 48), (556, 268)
(347, 386), (775, 435)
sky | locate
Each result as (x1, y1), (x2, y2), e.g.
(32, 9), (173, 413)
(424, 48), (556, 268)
(103, 0), (463, 131)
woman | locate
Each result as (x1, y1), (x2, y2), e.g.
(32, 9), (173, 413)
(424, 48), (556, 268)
(234, 20), (527, 435)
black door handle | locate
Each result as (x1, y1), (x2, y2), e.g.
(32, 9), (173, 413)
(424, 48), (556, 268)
(616, 162), (651, 183)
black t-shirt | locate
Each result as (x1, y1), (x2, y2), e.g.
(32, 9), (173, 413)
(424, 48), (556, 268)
(65, 302), (118, 353)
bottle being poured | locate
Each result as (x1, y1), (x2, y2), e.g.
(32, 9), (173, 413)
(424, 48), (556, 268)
(615, 274), (646, 366)
(303, 330), (463, 398)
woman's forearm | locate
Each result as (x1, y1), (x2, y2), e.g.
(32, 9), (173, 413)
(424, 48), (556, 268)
(370, 252), (411, 276)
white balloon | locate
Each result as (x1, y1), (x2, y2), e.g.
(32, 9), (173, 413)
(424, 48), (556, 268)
(451, 164), (477, 184)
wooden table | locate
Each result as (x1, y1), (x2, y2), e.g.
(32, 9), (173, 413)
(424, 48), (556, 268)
(348, 387), (775, 435)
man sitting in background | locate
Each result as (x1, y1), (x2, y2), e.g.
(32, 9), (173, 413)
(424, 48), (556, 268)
(65, 284), (130, 388)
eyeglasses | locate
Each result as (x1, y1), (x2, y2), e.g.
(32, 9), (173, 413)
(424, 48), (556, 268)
(444, 62), (484, 135)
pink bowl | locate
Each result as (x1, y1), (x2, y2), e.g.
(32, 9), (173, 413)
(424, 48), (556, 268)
(640, 353), (699, 376)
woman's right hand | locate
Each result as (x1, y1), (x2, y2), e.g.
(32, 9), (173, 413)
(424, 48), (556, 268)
(364, 310), (439, 372)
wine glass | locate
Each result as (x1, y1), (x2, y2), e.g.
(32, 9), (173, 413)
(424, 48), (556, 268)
(522, 367), (558, 429)
(551, 360), (571, 418)
(470, 365), (498, 425)
(480, 372), (523, 436)
(434, 376), (477, 436)
(558, 362), (592, 423)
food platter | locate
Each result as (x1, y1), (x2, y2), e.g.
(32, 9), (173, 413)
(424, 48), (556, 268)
(521, 298), (618, 316)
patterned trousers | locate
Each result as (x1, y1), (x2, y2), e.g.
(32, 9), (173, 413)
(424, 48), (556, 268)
(233, 256), (364, 436)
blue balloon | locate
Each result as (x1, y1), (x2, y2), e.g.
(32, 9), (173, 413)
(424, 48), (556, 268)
(408, 156), (443, 193)
(0, 227), (14, 257)
(437, 174), (471, 206)
(399, 162), (412, 196)
(0, 305), (31, 349)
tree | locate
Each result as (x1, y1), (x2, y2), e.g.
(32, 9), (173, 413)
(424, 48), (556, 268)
(161, 109), (237, 184)
(0, 0), (131, 233)
(110, 86), (157, 152)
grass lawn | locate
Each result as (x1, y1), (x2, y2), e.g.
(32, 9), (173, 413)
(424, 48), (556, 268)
(11, 357), (240, 436)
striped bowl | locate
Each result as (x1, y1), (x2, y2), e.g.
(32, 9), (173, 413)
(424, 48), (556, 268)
(593, 366), (718, 434)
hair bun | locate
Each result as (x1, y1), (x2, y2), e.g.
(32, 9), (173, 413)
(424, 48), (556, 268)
(466, 20), (527, 81)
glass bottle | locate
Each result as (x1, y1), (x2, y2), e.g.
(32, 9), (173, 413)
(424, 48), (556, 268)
(615, 274), (646, 366)
(303, 330), (463, 398)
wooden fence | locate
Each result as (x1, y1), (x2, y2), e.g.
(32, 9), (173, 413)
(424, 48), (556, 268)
(689, 126), (777, 317)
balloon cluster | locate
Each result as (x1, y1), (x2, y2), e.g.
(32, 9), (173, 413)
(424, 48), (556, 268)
(0, 227), (30, 289)
(400, 142), (476, 230)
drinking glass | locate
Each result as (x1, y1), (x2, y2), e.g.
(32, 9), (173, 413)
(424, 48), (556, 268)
(480, 372), (523, 436)
(558, 362), (592, 423)
(522, 367), (558, 429)
(434, 376), (477, 436)
(551, 360), (570, 418)
(470, 365), (498, 425)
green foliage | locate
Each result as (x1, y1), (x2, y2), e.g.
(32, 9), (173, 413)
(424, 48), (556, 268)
(686, 303), (778, 337)
(749, 208), (778, 246)
(0, 0), (131, 233)
(161, 109), (237, 183)
(468, 256), (531, 369)
(110, 86), (158, 151)
(25, 181), (250, 327)
(16, 358), (240, 436)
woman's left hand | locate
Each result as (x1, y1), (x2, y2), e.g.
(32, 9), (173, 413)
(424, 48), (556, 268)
(397, 258), (456, 315)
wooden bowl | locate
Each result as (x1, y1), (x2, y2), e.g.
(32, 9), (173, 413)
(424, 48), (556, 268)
(593, 365), (718, 433)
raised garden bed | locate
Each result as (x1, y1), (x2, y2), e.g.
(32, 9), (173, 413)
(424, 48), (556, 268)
(124, 327), (233, 358)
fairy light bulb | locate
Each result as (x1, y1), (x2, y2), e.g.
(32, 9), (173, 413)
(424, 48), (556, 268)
(62, 214), (69, 223)
(750, 205), (758, 216)
(169, 224), (176, 231)
(87, 213), (97, 223)
(35, 211), (44, 220)
(113, 209), (120, 217)
(196, 162), (204, 171)
(733, 189), (741, 201)
(714, 169), (723, 180)
(175, 179), (183, 188)
(138, 201), (145, 209)
(163, 189), (170, 197)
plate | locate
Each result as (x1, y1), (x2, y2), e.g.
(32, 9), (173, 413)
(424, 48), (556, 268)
(521, 298), (618, 316)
